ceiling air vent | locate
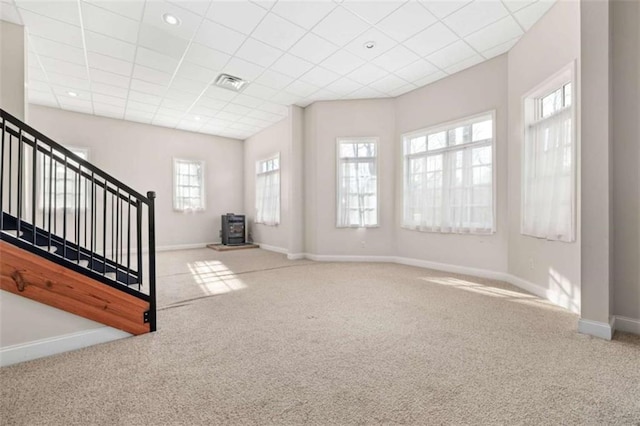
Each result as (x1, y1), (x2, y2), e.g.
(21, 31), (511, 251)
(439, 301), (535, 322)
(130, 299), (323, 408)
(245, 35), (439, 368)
(214, 73), (248, 92)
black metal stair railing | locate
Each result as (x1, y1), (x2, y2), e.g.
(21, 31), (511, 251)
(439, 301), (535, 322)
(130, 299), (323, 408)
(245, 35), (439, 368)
(0, 108), (157, 332)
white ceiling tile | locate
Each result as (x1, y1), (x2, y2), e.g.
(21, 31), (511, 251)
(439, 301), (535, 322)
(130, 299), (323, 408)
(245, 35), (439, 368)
(91, 82), (128, 99)
(206, 1), (267, 34)
(368, 74), (410, 94)
(176, 61), (217, 83)
(81, 2), (139, 43)
(223, 57), (265, 81)
(27, 80), (52, 93)
(29, 66), (47, 81)
(418, 0), (471, 19)
(92, 92), (126, 107)
(387, 83), (416, 97)
(29, 90), (58, 106)
(377, 2), (437, 41)
(125, 111), (154, 123)
(88, 52), (132, 76)
(514, 0), (556, 31)
(216, 111), (243, 122)
(258, 102), (289, 115)
(126, 100), (158, 113)
(394, 59), (439, 82)
(269, 53), (313, 78)
(29, 36), (85, 66)
(271, 1), (336, 29)
(184, 43), (230, 71)
(232, 94), (264, 108)
(347, 63), (389, 86)
(196, 97), (228, 110)
(372, 45), (419, 72)
(239, 116), (271, 127)
(299, 66), (341, 87)
(169, 76), (207, 95)
(135, 47), (179, 73)
(465, 15), (523, 52)
(481, 36), (520, 59)
(16, 0), (80, 26)
(156, 106), (183, 116)
(224, 103), (252, 116)
(50, 85), (91, 99)
(84, 0), (145, 21)
(90, 68), (130, 88)
(39, 57), (87, 79)
(47, 72), (90, 91)
(502, 0), (537, 13)
(254, 69), (295, 90)
(294, 99), (314, 108)
(343, 85), (385, 99)
(137, 23), (189, 59)
(242, 83), (279, 100)
(344, 28), (397, 61)
(270, 91), (303, 105)
(288, 33), (340, 65)
(1, 2), (22, 24)
(127, 91), (162, 105)
(142, 0), (201, 40)
(235, 38), (283, 68)
(161, 97), (194, 111)
(190, 105), (221, 119)
(443, 0), (510, 37)
(163, 89), (199, 103)
(251, 13), (306, 51)
(132, 65), (172, 86)
(320, 50), (365, 75)
(19, 10), (83, 47)
(58, 95), (92, 109)
(311, 7), (369, 47)
(341, 0), (406, 24)
(414, 69), (447, 86)
(84, 31), (136, 62)
(153, 114), (180, 127)
(195, 19), (247, 55)
(444, 54), (484, 74)
(130, 79), (166, 96)
(325, 77), (363, 94)
(285, 80), (320, 98)
(405, 22), (459, 57)
(247, 109), (283, 122)
(204, 86), (238, 102)
(169, 0), (211, 16)
(426, 40), (477, 69)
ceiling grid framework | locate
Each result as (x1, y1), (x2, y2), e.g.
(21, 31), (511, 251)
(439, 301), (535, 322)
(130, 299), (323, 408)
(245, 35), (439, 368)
(0, 0), (556, 140)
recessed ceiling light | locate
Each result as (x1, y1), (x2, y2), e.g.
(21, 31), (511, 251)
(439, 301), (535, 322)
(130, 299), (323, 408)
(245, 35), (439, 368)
(67, 91), (78, 97)
(195, 116), (201, 121)
(162, 13), (180, 26)
(214, 73), (249, 93)
(364, 41), (376, 49)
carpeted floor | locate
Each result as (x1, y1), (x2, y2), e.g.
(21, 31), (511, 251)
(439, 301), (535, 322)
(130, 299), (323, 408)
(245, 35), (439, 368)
(1, 248), (639, 425)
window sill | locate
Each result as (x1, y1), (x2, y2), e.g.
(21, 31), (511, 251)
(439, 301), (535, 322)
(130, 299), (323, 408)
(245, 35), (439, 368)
(336, 225), (380, 229)
(174, 208), (206, 213)
(400, 225), (495, 236)
(255, 222), (279, 227)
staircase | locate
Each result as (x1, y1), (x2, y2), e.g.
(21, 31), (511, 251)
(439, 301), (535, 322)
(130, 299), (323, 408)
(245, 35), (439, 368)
(0, 108), (157, 335)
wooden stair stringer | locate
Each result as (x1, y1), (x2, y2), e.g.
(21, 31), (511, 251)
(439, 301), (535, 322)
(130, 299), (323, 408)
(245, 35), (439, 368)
(0, 241), (150, 335)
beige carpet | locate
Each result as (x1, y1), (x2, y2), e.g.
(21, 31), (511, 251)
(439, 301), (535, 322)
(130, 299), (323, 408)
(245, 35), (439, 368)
(1, 248), (639, 425)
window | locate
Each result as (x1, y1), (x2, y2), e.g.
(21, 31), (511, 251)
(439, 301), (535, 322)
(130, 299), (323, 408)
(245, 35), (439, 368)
(337, 138), (378, 227)
(255, 154), (280, 225)
(402, 112), (495, 234)
(41, 147), (89, 210)
(173, 159), (205, 212)
(522, 67), (575, 242)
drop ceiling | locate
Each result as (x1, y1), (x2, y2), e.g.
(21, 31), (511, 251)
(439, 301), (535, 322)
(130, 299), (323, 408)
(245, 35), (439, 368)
(0, 0), (556, 140)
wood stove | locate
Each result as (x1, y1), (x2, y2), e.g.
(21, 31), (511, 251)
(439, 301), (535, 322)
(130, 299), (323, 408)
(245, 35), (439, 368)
(221, 214), (245, 246)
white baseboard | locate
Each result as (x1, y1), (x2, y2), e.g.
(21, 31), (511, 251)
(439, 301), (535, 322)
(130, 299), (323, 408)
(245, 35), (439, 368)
(614, 316), (640, 335)
(255, 243), (288, 255)
(578, 317), (614, 340)
(393, 256), (509, 282)
(506, 274), (581, 314)
(287, 253), (306, 260)
(0, 327), (131, 367)
(305, 253), (396, 263)
(156, 242), (219, 252)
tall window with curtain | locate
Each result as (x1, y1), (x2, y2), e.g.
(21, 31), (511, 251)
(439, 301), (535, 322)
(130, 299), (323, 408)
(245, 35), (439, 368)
(402, 112), (495, 234)
(336, 138), (378, 228)
(522, 72), (575, 242)
(173, 158), (205, 212)
(255, 154), (280, 226)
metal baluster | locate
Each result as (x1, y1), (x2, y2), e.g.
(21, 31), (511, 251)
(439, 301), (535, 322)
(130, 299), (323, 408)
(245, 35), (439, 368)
(111, 192), (115, 262)
(41, 144), (46, 227)
(17, 129), (23, 238)
(90, 173), (95, 269)
(76, 165), (81, 261)
(136, 199), (143, 288)
(127, 194), (131, 286)
(7, 130), (12, 214)
(0, 117), (5, 230)
(31, 139), (37, 245)
(103, 181), (107, 275)
(115, 188), (120, 271)
(48, 146), (53, 248)
(62, 156), (67, 258)
(147, 191), (157, 332)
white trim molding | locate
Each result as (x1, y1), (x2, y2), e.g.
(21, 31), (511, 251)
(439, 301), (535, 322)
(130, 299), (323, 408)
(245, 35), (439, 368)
(256, 243), (288, 255)
(614, 316), (640, 335)
(0, 327), (131, 367)
(577, 317), (615, 340)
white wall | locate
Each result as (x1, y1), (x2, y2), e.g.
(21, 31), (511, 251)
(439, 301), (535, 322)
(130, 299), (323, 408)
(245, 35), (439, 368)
(507, 0), (581, 312)
(304, 98), (396, 256)
(29, 105), (244, 249)
(612, 0), (640, 322)
(395, 56), (509, 272)
(0, 20), (26, 121)
(243, 117), (290, 251)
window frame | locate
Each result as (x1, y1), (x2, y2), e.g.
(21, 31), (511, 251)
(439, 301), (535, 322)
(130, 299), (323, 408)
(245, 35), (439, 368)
(255, 152), (281, 226)
(39, 146), (90, 211)
(335, 137), (380, 229)
(521, 62), (577, 242)
(172, 158), (206, 213)
(401, 110), (497, 234)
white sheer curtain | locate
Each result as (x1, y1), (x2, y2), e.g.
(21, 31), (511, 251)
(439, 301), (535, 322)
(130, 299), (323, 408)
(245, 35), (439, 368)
(256, 169), (280, 226)
(337, 141), (377, 227)
(522, 106), (574, 241)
